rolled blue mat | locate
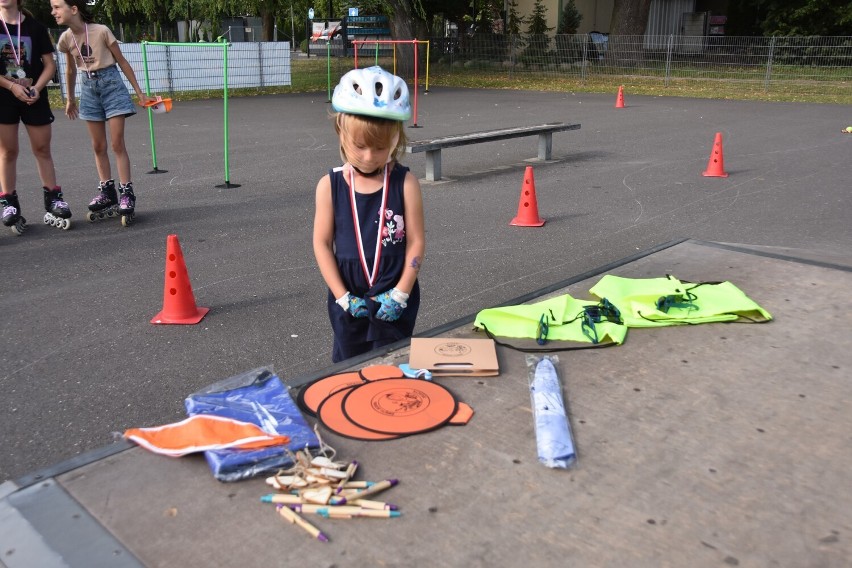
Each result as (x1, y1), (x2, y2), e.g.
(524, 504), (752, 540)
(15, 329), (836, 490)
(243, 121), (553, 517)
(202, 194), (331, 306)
(529, 357), (576, 468)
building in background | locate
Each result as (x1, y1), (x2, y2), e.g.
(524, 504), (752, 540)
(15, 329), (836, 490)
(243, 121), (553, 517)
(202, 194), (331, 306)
(510, 0), (729, 36)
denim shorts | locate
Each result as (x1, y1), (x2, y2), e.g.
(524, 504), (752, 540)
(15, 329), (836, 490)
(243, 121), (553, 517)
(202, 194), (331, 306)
(79, 65), (136, 121)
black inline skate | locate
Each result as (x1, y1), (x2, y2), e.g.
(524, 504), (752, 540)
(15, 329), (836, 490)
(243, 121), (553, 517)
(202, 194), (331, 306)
(43, 186), (72, 230)
(86, 179), (119, 222)
(0, 191), (26, 236)
(117, 182), (136, 227)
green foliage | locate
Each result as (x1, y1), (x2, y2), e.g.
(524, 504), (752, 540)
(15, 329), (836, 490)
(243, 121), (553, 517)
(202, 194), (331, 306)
(557, 0), (582, 35)
(525, 0), (552, 35)
(505, 0), (524, 35)
(469, 0), (503, 34)
(727, 0), (852, 36)
(764, 0), (852, 36)
(520, 0), (551, 65)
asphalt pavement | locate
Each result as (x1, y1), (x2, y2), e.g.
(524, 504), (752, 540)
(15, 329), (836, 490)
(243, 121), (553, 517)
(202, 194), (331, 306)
(2, 87), (850, 483)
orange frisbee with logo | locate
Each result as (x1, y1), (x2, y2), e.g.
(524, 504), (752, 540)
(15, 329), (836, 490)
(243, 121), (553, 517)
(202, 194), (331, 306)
(316, 387), (400, 441)
(297, 371), (365, 417)
(359, 365), (404, 381)
(342, 378), (458, 435)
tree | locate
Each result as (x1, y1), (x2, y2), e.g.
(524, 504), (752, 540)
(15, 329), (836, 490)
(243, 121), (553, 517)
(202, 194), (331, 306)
(557, 0), (582, 35)
(522, 0), (551, 66)
(556, 0), (583, 63)
(385, 0), (427, 78)
(525, 0), (553, 35)
(728, 0), (852, 36)
(227, 0), (313, 41)
(505, 0), (525, 35)
(608, 0), (652, 36)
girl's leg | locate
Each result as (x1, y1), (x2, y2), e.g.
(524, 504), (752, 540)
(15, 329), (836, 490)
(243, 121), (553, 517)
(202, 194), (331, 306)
(106, 116), (131, 185)
(85, 120), (112, 182)
(0, 123), (20, 195)
(23, 123), (57, 188)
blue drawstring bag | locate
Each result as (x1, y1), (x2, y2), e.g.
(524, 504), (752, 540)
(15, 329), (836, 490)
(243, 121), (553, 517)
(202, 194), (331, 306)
(185, 366), (319, 482)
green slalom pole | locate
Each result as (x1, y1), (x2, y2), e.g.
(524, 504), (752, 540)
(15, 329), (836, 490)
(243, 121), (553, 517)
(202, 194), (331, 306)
(143, 40), (238, 188)
(217, 37), (239, 188)
(142, 42), (166, 174)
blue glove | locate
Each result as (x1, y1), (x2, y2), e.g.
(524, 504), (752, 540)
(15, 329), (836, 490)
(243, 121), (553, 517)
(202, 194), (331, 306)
(348, 295), (368, 318)
(373, 288), (409, 322)
(336, 292), (368, 318)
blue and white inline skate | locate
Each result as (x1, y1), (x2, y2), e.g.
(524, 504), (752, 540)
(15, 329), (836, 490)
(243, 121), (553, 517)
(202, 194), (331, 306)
(42, 186), (72, 230)
(0, 191), (26, 236)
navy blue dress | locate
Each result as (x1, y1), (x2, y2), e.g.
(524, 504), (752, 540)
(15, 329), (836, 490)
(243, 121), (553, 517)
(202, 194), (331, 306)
(326, 163), (420, 362)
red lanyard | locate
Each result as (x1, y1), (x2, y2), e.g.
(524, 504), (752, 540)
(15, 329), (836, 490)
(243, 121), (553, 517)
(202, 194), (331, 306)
(70, 24), (91, 75)
(348, 164), (389, 288)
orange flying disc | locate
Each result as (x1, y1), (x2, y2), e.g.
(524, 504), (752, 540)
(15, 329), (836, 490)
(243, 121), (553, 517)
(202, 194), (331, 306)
(359, 365), (404, 381)
(297, 371), (365, 417)
(342, 378), (458, 436)
(448, 401), (474, 425)
(316, 387), (400, 441)
(143, 96), (172, 113)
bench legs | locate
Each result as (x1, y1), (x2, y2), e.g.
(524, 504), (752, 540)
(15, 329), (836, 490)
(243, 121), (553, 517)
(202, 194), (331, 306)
(421, 132), (557, 181)
(538, 133), (553, 161)
(425, 149), (442, 182)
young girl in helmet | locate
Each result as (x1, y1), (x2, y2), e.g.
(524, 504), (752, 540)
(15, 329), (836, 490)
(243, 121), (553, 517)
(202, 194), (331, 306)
(313, 66), (425, 363)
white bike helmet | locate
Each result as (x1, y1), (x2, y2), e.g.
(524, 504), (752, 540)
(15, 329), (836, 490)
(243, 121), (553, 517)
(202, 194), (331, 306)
(332, 66), (411, 121)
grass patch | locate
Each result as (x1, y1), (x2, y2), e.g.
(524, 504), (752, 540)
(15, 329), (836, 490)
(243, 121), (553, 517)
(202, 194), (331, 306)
(428, 65), (852, 105)
(46, 56), (852, 109)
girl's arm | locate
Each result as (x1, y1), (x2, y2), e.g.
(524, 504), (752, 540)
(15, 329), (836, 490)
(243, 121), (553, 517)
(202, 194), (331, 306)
(107, 40), (152, 106)
(63, 51), (78, 119)
(394, 171), (426, 295)
(30, 52), (56, 95)
(312, 174), (348, 300)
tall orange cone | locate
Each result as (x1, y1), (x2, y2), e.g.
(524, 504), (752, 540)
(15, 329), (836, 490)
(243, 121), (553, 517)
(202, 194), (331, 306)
(702, 132), (729, 178)
(151, 234), (209, 324)
(615, 85), (625, 108)
(510, 166), (545, 227)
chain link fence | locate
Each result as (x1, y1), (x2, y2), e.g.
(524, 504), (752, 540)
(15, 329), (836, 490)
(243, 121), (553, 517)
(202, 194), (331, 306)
(44, 32), (851, 102)
(429, 34), (852, 97)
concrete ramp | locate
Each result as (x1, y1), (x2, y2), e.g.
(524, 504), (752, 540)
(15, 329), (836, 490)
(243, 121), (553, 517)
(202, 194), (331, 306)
(2, 240), (851, 567)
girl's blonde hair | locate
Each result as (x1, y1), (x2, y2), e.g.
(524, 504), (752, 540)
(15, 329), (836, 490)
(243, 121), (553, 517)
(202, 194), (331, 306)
(335, 113), (407, 164)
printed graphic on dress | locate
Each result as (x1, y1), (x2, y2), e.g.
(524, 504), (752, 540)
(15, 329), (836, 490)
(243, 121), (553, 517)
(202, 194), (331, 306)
(380, 208), (405, 246)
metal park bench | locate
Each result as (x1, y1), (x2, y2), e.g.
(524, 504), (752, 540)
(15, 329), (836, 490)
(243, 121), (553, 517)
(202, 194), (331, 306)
(405, 122), (581, 181)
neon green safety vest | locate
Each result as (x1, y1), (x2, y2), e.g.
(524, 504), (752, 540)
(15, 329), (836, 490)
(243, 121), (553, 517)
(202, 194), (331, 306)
(589, 274), (772, 327)
(474, 294), (628, 344)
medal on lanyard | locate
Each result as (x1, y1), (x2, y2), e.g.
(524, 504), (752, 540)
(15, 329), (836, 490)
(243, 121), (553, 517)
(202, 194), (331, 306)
(349, 164), (389, 288)
(1, 13), (25, 79)
(70, 24), (92, 78)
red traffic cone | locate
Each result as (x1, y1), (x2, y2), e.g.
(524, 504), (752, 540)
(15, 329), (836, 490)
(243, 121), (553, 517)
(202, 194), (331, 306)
(510, 166), (545, 227)
(151, 234), (209, 324)
(615, 85), (625, 108)
(702, 132), (729, 178)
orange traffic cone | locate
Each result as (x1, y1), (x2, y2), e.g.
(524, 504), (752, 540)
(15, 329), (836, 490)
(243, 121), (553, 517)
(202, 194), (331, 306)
(615, 85), (625, 108)
(702, 132), (729, 178)
(510, 166), (545, 227)
(151, 234), (209, 324)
